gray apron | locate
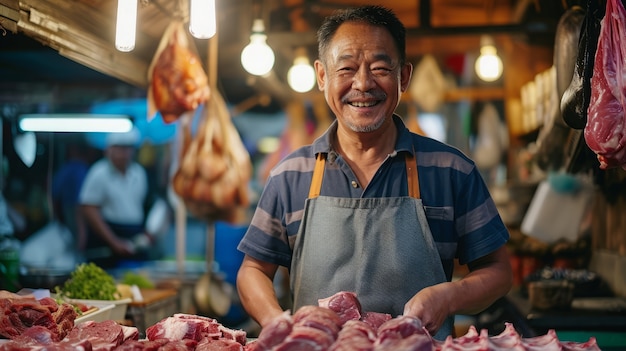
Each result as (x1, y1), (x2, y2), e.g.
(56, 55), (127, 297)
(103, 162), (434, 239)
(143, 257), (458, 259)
(290, 151), (454, 340)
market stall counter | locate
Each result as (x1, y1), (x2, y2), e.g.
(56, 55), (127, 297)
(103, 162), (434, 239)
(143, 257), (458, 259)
(505, 290), (626, 350)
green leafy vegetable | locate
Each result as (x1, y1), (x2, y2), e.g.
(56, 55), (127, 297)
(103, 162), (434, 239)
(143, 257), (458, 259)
(121, 271), (154, 289)
(55, 263), (120, 300)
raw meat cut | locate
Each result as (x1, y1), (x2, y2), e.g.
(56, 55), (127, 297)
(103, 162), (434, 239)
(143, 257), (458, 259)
(329, 321), (376, 351)
(374, 333), (432, 351)
(196, 337), (243, 351)
(318, 291), (363, 325)
(276, 326), (335, 350)
(374, 316), (427, 346)
(0, 325), (92, 351)
(585, 0), (626, 170)
(66, 319), (133, 351)
(252, 311), (293, 350)
(0, 297), (77, 341)
(0, 293), (603, 351)
(145, 314), (223, 342)
(252, 291), (601, 351)
(360, 312), (392, 331)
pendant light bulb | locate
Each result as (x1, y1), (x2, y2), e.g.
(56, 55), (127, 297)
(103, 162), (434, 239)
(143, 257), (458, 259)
(241, 19), (275, 76)
(287, 49), (316, 93)
(115, 0), (138, 52)
(475, 35), (503, 82)
(190, 0), (216, 39)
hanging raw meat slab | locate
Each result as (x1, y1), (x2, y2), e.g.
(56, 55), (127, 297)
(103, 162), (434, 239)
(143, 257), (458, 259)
(147, 21), (211, 123)
(585, 0), (626, 170)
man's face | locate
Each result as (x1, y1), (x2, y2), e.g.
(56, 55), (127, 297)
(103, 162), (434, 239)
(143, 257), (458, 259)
(314, 22), (412, 133)
(107, 145), (135, 171)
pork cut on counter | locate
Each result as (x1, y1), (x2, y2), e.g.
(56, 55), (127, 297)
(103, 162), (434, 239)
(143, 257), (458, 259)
(0, 296), (77, 342)
(585, 0), (626, 170)
(250, 291), (601, 351)
(0, 294), (602, 350)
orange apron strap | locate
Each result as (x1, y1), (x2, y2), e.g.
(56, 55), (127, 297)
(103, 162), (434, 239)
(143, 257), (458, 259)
(308, 153), (326, 198)
(405, 149), (420, 199)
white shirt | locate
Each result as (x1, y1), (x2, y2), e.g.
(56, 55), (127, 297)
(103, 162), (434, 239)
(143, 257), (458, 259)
(79, 159), (147, 225)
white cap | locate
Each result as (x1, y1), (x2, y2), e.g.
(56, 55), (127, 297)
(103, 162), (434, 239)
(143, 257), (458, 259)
(106, 128), (140, 147)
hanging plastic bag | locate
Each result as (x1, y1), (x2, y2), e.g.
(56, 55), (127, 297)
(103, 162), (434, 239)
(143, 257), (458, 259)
(409, 55), (447, 112)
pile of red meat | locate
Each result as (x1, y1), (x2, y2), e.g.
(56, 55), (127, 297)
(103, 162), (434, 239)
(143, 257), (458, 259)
(1, 293), (603, 351)
(0, 297), (248, 351)
(0, 296), (77, 342)
(248, 291), (601, 351)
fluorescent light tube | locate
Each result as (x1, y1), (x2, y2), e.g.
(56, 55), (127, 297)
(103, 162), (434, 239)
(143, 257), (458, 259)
(19, 114), (133, 133)
(115, 0), (138, 52)
(189, 0), (216, 39)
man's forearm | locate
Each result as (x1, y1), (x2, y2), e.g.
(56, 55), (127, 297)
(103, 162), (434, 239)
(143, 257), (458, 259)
(449, 246), (513, 315)
(237, 261), (285, 327)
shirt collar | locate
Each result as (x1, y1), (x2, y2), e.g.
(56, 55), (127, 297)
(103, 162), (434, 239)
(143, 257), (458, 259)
(311, 114), (415, 157)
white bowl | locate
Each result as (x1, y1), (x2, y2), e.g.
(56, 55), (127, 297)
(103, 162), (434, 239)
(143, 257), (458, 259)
(70, 297), (132, 321)
(74, 302), (115, 324)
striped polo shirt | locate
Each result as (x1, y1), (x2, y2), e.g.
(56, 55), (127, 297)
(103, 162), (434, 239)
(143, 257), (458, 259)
(238, 115), (509, 280)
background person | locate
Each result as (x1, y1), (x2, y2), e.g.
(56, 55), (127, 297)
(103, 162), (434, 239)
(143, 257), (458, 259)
(236, 5), (512, 340)
(79, 128), (157, 268)
(51, 139), (95, 253)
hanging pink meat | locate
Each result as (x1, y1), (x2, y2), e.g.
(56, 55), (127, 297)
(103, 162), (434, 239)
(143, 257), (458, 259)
(585, 0), (626, 170)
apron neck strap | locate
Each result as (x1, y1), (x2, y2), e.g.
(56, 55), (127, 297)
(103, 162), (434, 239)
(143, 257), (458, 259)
(406, 148), (420, 199)
(309, 153), (326, 198)
(308, 150), (420, 199)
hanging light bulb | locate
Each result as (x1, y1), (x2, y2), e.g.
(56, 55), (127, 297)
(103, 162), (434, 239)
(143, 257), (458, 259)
(189, 0), (216, 39)
(287, 48), (316, 93)
(241, 19), (275, 76)
(115, 0), (138, 52)
(474, 35), (503, 82)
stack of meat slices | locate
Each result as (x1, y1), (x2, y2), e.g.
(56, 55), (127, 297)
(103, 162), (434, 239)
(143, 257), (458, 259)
(247, 291), (601, 351)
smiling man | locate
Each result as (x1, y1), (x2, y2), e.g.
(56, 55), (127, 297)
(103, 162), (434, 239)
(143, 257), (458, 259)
(236, 5), (512, 340)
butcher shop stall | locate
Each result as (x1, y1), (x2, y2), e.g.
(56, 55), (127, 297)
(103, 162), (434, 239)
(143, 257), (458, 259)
(1, 0), (626, 350)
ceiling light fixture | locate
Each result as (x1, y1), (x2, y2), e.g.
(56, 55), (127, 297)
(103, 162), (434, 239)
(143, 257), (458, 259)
(19, 114), (133, 133)
(189, 0), (216, 39)
(115, 0), (138, 52)
(475, 35), (503, 82)
(287, 48), (316, 93)
(241, 19), (275, 76)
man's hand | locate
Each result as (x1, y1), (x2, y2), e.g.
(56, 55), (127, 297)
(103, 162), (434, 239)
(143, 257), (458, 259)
(404, 247), (513, 336)
(403, 282), (453, 335)
(132, 232), (153, 250)
(111, 237), (136, 256)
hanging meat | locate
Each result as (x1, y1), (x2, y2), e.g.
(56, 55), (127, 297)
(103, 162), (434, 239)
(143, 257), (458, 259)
(172, 91), (252, 222)
(147, 21), (211, 124)
(560, 0), (602, 130)
(585, 0), (626, 170)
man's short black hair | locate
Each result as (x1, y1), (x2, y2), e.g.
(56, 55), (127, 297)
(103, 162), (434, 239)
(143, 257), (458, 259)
(317, 5), (407, 65)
